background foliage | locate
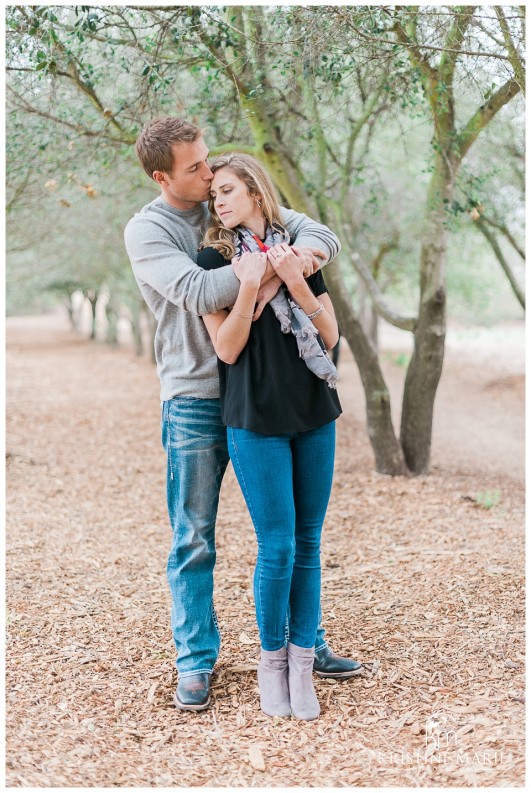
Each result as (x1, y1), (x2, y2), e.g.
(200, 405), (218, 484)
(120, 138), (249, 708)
(6, 5), (524, 322)
(5, 4), (525, 474)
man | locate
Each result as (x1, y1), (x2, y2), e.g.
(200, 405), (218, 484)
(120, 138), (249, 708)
(124, 117), (361, 711)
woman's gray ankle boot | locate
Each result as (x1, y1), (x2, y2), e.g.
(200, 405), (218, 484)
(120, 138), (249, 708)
(287, 642), (320, 720)
(257, 647), (291, 717)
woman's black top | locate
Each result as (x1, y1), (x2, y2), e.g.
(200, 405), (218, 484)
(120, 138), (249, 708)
(197, 246), (342, 435)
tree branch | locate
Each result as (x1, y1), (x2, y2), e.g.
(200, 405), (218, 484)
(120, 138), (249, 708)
(193, 12), (246, 94)
(439, 6), (477, 86)
(457, 78), (521, 160)
(6, 169), (32, 212)
(475, 217), (525, 309)
(303, 74), (328, 218)
(8, 26), (137, 142)
(340, 68), (390, 205)
(7, 85), (131, 143)
(348, 249), (418, 332)
(209, 143), (257, 157)
(495, 6), (526, 95)
(481, 214), (525, 260)
(61, 55), (132, 139)
(472, 18), (506, 49)
(339, 8), (511, 62)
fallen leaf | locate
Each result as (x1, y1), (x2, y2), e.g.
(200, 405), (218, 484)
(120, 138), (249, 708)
(147, 682), (158, 704)
(239, 632), (258, 646)
(248, 745), (266, 771)
(227, 664), (258, 672)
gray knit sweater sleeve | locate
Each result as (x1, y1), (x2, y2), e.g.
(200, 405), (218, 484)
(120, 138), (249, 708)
(124, 212), (240, 317)
(281, 208), (341, 264)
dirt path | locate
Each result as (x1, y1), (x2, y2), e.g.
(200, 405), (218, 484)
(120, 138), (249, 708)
(6, 313), (524, 787)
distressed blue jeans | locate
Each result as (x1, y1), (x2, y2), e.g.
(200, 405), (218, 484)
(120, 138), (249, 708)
(162, 397), (329, 677)
(228, 422), (336, 650)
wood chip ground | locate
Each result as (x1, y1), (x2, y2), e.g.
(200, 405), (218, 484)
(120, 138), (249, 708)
(6, 314), (524, 787)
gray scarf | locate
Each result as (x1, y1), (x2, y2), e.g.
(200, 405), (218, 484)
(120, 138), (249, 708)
(236, 224), (338, 389)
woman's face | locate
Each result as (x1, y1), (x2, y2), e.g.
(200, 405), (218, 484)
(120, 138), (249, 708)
(209, 168), (262, 230)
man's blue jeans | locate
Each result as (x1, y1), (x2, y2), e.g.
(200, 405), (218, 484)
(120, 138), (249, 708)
(162, 397), (329, 677)
(228, 422), (336, 650)
(162, 397), (229, 678)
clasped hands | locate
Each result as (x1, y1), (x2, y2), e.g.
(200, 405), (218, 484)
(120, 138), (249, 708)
(232, 244), (326, 321)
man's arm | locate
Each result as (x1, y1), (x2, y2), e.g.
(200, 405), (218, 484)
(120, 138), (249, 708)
(280, 207), (341, 267)
(251, 209), (340, 320)
(124, 217), (240, 316)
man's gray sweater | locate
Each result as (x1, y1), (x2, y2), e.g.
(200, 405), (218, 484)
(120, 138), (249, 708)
(124, 196), (341, 401)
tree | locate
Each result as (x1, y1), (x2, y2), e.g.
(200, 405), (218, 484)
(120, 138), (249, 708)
(5, 5), (525, 475)
(325, 5), (523, 470)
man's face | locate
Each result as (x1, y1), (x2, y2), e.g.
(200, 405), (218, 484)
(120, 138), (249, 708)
(154, 137), (213, 209)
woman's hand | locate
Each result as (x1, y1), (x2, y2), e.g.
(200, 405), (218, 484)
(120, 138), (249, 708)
(267, 243), (308, 287)
(253, 275), (282, 321)
(232, 251), (267, 287)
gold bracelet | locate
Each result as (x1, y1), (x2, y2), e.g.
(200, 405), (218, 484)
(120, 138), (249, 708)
(233, 310), (253, 319)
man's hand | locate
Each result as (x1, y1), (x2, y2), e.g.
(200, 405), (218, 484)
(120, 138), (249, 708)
(253, 275), (282, 321)
(266, 243), (313, 288)
(291, 245), (327, 275)
(237, 243), (327, 321)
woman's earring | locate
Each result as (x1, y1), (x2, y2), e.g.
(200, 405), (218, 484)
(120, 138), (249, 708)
(256, 198), (262, 208)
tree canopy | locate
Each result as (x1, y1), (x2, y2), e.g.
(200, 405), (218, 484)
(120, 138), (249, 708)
(5, 4), (525, 474)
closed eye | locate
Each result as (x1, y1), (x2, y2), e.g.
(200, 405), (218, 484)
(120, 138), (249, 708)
(210, 188), (233, 198)
(189, 158), (209, 173)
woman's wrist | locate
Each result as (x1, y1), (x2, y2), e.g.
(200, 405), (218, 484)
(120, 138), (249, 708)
(284, 275), (312, 301)
(306, 300), (324, 320)
(282, 272), (306, 291)
(238, 277), (261, 293)
(287, 281), (321, 315)
(233, 281), (259, 317)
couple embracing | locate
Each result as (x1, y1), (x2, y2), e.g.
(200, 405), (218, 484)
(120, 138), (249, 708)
(124, 117), (361, 721)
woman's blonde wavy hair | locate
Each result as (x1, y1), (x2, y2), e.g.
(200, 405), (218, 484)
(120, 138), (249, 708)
(202, 153), (286, 259)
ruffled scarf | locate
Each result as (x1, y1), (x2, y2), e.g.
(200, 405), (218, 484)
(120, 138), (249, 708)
(236, 224), (338, 389)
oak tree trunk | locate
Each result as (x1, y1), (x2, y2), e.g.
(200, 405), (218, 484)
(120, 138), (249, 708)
(106, 301), (119, 347)
(325, 263), (407, 475)
(85, 290), (98, 341)
(400, 157), (450, 474)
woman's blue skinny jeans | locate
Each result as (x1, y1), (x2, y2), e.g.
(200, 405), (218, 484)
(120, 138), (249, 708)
(228, 420), (336, 650)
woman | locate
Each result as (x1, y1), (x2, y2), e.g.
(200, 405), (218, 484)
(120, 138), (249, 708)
(197, 153), (341, 720)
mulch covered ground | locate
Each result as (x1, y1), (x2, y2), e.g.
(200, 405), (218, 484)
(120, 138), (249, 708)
(6, 314), (525, 787)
